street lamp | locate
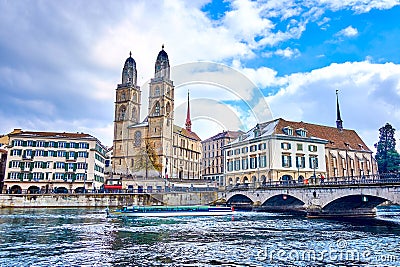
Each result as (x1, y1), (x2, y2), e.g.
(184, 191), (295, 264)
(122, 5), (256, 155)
(313, 157), (317, 181)
(84, 155), (87, 194)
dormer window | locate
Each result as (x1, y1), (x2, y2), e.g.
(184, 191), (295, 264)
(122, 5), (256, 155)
(253, 124), (261, 138)
(296, 128), (307, 137)
(282, 126), (293, 135)
(358, 144), (364, 150)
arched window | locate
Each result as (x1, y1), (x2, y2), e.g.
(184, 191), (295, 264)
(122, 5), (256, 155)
(118, 106), (126, 120)
(154, 86), (160, 96)
(166, 102), (171, 115)
(132, 107), (137, 123)
(134, 131), (141, 147)
(154, 101), (160, 116)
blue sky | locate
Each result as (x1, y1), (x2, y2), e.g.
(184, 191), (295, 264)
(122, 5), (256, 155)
(1, 0), (400, 152)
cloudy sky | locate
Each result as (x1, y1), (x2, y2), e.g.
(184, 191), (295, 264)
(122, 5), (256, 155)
(1, 0), (400, 152)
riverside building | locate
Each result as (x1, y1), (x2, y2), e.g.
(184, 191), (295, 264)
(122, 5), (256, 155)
(3, 129), (107, 194)
(201, 130), (243, 186)
(225, 118), (378, 187)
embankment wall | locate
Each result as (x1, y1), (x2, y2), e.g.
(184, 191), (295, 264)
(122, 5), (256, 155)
(0, 192), (219, 208)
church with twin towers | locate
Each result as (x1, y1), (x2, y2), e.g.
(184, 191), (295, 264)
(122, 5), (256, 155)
(112, 46), (202, 180)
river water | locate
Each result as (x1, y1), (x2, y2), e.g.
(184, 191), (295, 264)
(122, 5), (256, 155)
(0, 207), (399, 267)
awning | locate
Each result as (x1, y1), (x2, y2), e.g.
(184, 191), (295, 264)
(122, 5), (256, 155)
(104, 184), (122, 190)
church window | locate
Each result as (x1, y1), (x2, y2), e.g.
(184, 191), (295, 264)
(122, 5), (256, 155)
(154, 86), (160, 97)
(121, 92), (126, 101)
(134, 131), (141, 147)
(154, 102), (160, 116)
(118, 106), (126, 120)
(132, 107), (137, 123)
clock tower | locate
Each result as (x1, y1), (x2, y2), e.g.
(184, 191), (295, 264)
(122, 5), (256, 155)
(113, 52), (141, 174)
(147, 45), (174, 178)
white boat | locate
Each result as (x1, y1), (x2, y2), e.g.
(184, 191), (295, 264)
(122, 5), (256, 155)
(106, 205), (234, 217)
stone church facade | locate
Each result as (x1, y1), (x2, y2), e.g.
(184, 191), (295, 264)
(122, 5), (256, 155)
(112, 47), (201, 180)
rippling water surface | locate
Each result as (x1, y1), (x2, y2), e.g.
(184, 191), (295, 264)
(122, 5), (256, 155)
(1, 207), (400, 266)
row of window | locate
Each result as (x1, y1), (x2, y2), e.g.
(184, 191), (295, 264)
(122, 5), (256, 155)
(282, 126), (307, 137)
(172, 159), (199, 171)
(9, 161), (89, 171)
(203, 150), (223, 159)
(174, 138), (196, 151)
(202, 141), (225, 151)
(173, 147), (199, 160)
(12, 140), (89, 149)
(10, 149), (89, 159)
(227, 143), (267, 156)
(95, 144), (107, 156)
(94, 164), (104, 173)
(203, 166), (224, 175)
(227, 155), (319, 171)
(281, 142), (317, 152)
(95, 153), (105, 163)
(227, 155), (268, 171)
(281, 155), (319, 169)
(227, 143), (318, 156)
(204, 158), (222, 167)
(7, 172), (90, 180)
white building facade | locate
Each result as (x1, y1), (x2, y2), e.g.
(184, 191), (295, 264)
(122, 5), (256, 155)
(225, 119), (328, 187)
(3, 129), (107, 193)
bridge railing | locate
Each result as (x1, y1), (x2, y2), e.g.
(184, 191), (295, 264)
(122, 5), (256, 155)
(227, 173), (400, 191)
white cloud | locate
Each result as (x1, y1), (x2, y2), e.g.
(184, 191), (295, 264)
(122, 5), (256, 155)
(322, 0), (400, 13)
(336, 25), (359, 38)
(275, 47), (301, 58)
(264, 61), (400, 152)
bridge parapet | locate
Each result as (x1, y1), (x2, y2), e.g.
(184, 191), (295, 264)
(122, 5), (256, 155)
(224, 173), (400, 218)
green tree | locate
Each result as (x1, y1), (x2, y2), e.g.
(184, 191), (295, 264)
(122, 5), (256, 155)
(375, 123), (400, 173)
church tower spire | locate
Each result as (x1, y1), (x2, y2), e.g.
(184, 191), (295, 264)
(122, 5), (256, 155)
(185, 91), (192, 132)
(336, 89), (343, 130)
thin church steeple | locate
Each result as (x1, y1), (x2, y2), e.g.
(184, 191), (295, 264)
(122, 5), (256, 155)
(185, 90), (192, 132)
(336, 89), (343, 130)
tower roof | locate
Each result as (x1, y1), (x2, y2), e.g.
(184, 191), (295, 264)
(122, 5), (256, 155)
(185, 91), (192, 132)
(124, 51), (136, 69)
(336, 89), (343, 130)
(156, 44), (169, 62)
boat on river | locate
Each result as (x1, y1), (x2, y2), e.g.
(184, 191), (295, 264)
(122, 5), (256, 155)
(106, 205), (234, 217)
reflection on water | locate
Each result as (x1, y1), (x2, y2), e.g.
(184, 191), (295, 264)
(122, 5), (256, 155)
(0, 207), (399, 266)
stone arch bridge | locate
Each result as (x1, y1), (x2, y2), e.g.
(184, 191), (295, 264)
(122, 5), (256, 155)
(222, 177), (400, 217)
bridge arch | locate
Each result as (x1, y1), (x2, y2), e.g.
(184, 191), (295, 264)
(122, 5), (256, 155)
(322, 194), (388, 213)
(227, 194), (254, 210)
(259, 194), (305, 212)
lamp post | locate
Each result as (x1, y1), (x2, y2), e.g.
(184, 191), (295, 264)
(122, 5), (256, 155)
(297, 162), (300, 182)
(84, 155), (87, 194)
(313, 158), (317, 182)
